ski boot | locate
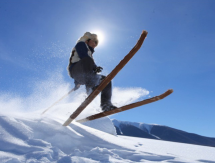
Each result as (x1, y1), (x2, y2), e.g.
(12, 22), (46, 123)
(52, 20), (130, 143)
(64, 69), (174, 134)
(101, 103), (117, 112)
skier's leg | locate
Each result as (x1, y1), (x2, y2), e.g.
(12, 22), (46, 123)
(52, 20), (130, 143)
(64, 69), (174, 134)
(101, 79), (112, 105)
(100, 75), (117, 111)
(70, 57), (100, 92)
(70, 59), (116, 111)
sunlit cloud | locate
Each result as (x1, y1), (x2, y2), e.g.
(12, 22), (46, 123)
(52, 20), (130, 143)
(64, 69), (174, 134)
(0, 71), (72, 116)
(112, 87), (149, 107)
(0, 70), (149, 122)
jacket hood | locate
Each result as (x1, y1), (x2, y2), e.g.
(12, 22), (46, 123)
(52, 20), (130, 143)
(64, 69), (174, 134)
(77, 32), (99, 45)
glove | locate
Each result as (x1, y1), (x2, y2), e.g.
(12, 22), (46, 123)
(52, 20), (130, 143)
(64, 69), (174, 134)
(93, 66), (103, 73)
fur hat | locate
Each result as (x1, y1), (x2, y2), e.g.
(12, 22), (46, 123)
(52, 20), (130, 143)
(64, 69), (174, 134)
(77, 32), (99, 45)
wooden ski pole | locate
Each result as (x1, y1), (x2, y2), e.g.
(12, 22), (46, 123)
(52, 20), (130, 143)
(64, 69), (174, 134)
(41, 84), (80, 115)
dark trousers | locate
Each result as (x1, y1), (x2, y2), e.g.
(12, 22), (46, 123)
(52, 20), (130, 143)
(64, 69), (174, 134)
(69, 57), (113, 106)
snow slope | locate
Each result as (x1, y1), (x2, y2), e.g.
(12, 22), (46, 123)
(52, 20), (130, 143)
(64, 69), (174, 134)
(112, 119), (154, 134)
(0, 85), (214, 162)
(0, 113), (215, 163)
(112, 119), (215, 147)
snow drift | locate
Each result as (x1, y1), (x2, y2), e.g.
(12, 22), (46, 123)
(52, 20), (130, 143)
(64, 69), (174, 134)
(0, 76), (215, 162)
(0, 113), (215, 163)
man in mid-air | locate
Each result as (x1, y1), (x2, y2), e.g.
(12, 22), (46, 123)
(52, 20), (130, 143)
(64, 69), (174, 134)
(68, 32), (116, 112)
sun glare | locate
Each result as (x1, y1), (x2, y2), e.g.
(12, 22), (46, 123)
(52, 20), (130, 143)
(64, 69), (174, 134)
(92, 30), (105, 45)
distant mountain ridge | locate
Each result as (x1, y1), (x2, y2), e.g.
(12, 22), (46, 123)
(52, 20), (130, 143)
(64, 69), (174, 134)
(111, 119), (215, 147)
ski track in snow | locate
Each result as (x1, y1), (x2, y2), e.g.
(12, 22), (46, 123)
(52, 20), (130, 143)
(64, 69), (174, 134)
(0, 113), (215, 163)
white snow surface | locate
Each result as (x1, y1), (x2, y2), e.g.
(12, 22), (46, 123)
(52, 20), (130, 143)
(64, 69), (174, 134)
(0, 84), (214, 162)
(0, 113), (215, 163)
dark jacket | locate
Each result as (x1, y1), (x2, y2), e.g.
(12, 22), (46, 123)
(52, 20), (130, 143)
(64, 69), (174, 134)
(68, 42), (96, 76)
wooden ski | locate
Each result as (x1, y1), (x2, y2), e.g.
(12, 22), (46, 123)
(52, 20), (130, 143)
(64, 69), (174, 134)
(63, 30), (148, 126)
(76, 89), (173, 123)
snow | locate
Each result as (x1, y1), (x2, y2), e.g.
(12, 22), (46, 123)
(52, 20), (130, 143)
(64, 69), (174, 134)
(0, 83), (214, 163)
(0, 113), (215, 163)
(82, 118), (117, 136)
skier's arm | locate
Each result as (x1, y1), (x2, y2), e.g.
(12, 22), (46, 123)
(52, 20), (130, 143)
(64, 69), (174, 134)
(75, 42), (90, 59)
(75, 42), (99, 71)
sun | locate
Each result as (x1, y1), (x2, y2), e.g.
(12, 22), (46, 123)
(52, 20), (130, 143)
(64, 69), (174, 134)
(92, 30), (105, 45)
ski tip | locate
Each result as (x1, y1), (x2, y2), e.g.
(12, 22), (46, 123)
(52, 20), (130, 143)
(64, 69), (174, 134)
(62, 117), (74, 126)
(142, 30), (148, 35)
(76, 118), (88, 123)
(166, 89), (174, 95)
(168, 89), (174, 93)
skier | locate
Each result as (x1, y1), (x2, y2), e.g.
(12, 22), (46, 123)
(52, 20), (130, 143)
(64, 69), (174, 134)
(68, 32), (117, 112)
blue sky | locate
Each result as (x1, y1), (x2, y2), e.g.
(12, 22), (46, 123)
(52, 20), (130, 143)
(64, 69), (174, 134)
(0, 0), (215, 137)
